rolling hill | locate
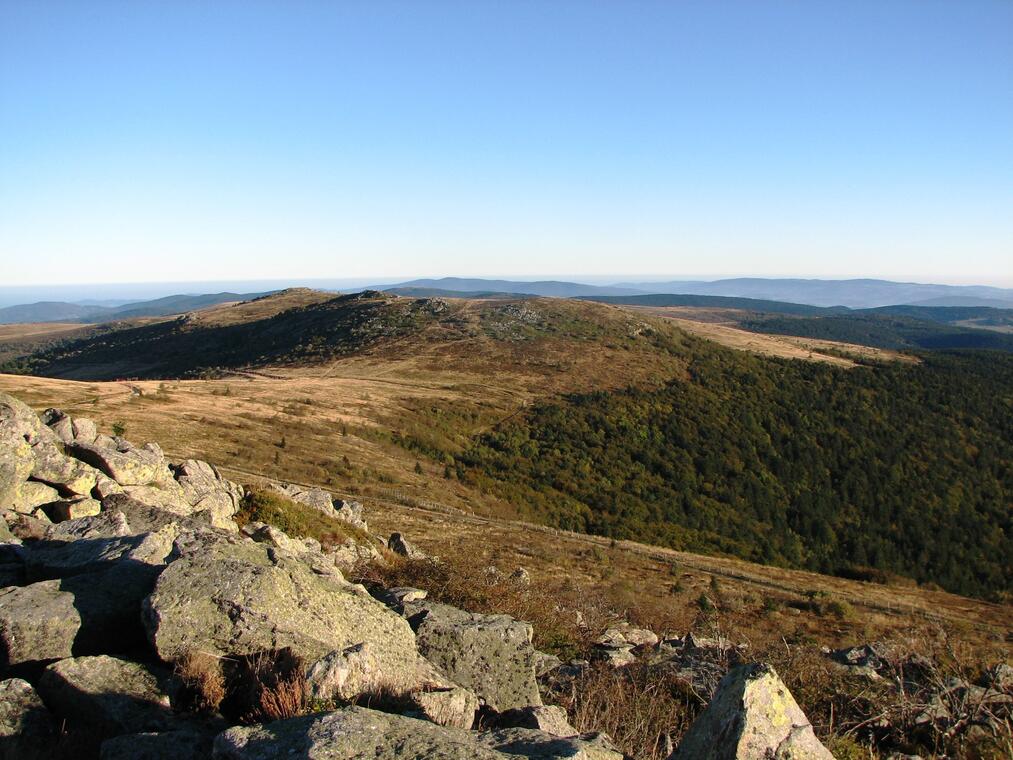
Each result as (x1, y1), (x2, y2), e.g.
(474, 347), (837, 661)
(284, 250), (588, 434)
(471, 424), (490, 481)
(0, 291), (273, 324)
(2, 288), (1010, 600)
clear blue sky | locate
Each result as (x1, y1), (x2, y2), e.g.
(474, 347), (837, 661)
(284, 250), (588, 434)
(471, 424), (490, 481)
(2, 1), (1011, 287)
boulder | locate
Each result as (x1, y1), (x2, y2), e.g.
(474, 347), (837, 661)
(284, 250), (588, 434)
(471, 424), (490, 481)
(1, 393), (56, 446)
(69, 442), (172, 487)
(2, 511), (49, 542)
(407, 686), (480, 729)
(144, 538), (435, 700)
(669, 663), (834, 760)
(121, 481), (193, 515)
(41, 409), (75, 443)
(100, 727), (219, 760)
(42, 496), (102, 522)
(0, 564), (160, 670)
(269, 482), (333, 514)
(9, 481), (59, 514)
(0, 677), (57, 759)
(29, 442), (100, 496)
(377, 586), (428, 609)
(494, 705), (577, 737)
(25, 527), (178, 581)
(37, 655), (179, 738)
(213, 705), (624, 759)
(241, 521), (310, 555)
(333, 499), (368, 532)
(404, 600), (542, 712)
(533, 650), (563, 677)
(0, 429), (34, 509)
(71, 417), (98, 444)
(44, 510), (132, 541)
(389, 531), (425, 559)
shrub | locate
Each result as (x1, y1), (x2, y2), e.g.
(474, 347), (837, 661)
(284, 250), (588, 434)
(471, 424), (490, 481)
(223, 648), (308, 725)
(235, 488), (372, 551)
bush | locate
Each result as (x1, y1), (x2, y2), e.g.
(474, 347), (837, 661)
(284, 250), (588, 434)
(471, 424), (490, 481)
(174, 650), (226, 714)
(235, 488), (372, 551)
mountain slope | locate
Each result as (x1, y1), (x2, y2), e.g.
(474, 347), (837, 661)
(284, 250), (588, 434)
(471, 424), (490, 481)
(384, 277), (646, 297)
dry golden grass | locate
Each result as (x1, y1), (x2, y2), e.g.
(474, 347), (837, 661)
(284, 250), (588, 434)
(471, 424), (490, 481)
(626, 305), (918, 365)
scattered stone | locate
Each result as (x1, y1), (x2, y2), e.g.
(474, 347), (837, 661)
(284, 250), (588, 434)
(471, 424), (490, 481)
(213, 705), (623, 759)
(619, 624), (659, 647)
(593, 627), (636, 667)
(41, 409), (75, 443)
(71, 417), (99, 444)
(510, 567), (531, 585)
(986, 662), (1013, 692)
(404, 600), (542, 712)
(669, 663), (834, 760)
(533, 650), (563, 677)
(377, 586), (428, 609)
(389, 531), (425, 559)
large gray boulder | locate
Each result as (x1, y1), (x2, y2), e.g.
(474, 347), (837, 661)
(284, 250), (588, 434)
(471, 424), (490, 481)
(0, 428), (34, 510)
(44, 510), (132, 541)
(37, 655), (179, 738)
(1, 394), (55, 447)
(100, 727), (219, 760)
(269, 482), (334, 514)
(8, 481), (59, 514)
(143, 538), (436, 700)
(404, 600), (542, 712)
(669, 663), (834, 760)
(213, 706), (623, 759)
(0, 678), (57, 759)
(0, 563), (160, 670)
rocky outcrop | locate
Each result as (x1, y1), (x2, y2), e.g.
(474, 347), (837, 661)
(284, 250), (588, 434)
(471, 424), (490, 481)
(213, 706), (623, 759)
(404, 600), (542, 712)
(669, 663), (833, 760)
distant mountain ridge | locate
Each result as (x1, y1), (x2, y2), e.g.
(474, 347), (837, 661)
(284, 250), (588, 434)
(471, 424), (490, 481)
(0, 292), (272, 324)
(380, 278), (645, 297)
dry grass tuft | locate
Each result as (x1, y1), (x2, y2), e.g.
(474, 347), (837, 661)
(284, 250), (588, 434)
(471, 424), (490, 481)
(223, 648), (309, 725)
(174, 650), (227, 714)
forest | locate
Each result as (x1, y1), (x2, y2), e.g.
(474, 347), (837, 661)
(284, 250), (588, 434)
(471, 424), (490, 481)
(461, 347), (1013, 599)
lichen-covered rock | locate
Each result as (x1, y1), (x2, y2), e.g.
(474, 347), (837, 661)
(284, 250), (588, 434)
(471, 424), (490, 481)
(69, 442), (172, 487)
(494, 705), (577, 737)
(213, 706), (624, 759)
(30, 442), (100, 496)
(43, 496), (102, 522)
(71, 417), (98, 444)
(404, 600), (542, 712)
(37, 655), (178, 738)
(9, 481), (60, 514)
(0, 429), (35, 510)
(269, 482), (334, 513)
(669, 663), (834, 760)
(407, 686), (479, 729)
(1, 394), (56, 447)
(44, 510), (132, 541)
(334, 499), (368, 532)
(25, 527), (178, 581)
(144, 539), (435, 699)
(0, 678), (57, 759)
(0, 563), (160, 669)
(41, 409), (75, 443)
(100, 726), (220, 760)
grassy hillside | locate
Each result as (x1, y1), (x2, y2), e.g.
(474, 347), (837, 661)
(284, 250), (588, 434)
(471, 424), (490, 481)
(460, 348), (1013, 599)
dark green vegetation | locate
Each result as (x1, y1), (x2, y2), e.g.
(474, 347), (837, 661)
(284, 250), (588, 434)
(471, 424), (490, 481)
(460, 346), (1013, 599)
(4, 292), (447, 379)
(740, 314), (1013, 351)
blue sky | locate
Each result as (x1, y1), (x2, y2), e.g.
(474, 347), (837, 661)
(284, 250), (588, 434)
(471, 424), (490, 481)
(2, 1), (1011, 287)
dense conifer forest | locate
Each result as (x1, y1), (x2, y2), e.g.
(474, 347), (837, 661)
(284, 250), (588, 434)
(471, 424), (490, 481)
(462, 348), (1013, 599)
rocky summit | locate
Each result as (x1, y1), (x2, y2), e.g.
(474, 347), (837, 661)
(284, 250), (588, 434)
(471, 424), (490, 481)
(0, 389), (837, 758)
